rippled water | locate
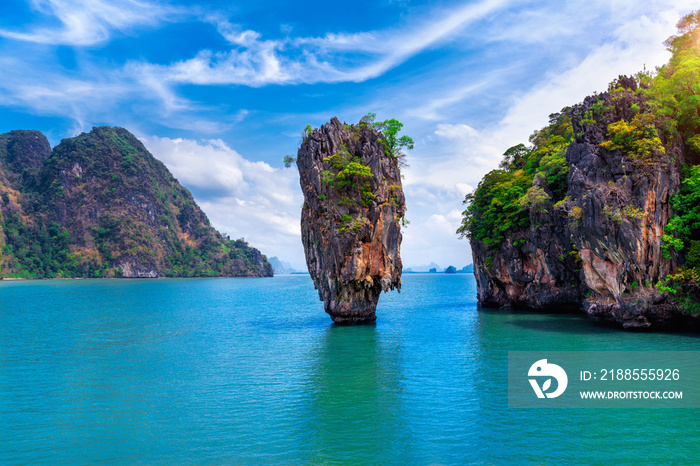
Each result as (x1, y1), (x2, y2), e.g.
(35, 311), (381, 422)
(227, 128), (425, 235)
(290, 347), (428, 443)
(1, 274), (699, 464)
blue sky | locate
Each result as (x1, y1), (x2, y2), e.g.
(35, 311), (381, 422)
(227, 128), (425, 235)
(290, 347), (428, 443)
(0, 0), (696, 270)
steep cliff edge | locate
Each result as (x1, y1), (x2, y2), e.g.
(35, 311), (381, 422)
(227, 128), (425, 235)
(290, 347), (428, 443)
(566, 84), (682, 327)
(462, 73), (696, 329)
(0, 126), (273, 278)
(296, 117), (406, 323)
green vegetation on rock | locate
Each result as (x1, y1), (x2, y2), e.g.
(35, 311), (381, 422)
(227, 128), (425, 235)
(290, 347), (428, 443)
(286, 113), (414, 170)
(290, 114), (412, 233)
(359, 112), (414, 163)
(320, 145), (376, 209)
(460, 9), (700, 314)
(457, 110), (572, 249)
(0, 126), (272, 278)
(646, 11), (700, 308)
(600, 113), (665, 160)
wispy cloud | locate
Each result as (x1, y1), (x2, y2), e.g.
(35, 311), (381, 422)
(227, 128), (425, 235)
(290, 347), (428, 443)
(0, 53), (226, 136)
(0, 54), (133, 132)
(132, 0), (510, 88)
(0, 0), (184, 45)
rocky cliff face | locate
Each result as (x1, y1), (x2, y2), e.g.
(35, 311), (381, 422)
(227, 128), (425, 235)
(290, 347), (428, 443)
(471, 79), (689, 328)
(297, 117), (405, 323)
(0, 126), (273, 278)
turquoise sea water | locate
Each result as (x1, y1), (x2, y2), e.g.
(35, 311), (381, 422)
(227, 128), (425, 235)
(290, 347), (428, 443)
(1, 274), (699, 464)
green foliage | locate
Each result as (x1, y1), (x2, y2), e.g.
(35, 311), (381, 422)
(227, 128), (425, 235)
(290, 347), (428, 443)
(498, 143), (529, 169)
(638, 12), (700, 311)
(321, 146), (376, 208)
(338, 214), (366, 234)
(568, 206), (583, 223)
(581, 97), (610, 126)
(519, 184), (550, 214)
(600, 113), (665, 160)
(645, 11), (700, 318)
(1, 217), (85, 278)
(457, 168), (532, 249)
(655, 268), (700, 315)
(603, 204), (646, 224)
(283, 155), (296, 168)
(359, 112), (414, 163)
(376, 119), (414, 157)
(0, 126), (272, 278)
(663, 164), (700, 261)
(524, 111), (572, 202)
(458, 110), (573, 250)
(646, 11), (700, 162)
(302, 124), (314, 141)
(359, 113), (377, 127)
(513, 238), (526, 247)
(687, 240), (700, 269)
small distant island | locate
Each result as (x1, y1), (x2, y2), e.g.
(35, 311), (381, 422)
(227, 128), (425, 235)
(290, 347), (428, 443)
(0, 127), (273, 278)
(404, 263), (473, 273)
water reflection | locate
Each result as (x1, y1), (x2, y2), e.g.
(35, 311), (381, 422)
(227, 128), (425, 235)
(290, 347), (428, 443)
(472, 305), (700, 463)
(476, 306), (700, 352)
(302, 324), (411, 464)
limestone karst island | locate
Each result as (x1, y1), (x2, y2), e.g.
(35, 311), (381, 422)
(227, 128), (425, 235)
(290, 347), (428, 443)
(459, 15), (700, 329)
(0, 127), (272, 278)
(294, 116), (407, 324)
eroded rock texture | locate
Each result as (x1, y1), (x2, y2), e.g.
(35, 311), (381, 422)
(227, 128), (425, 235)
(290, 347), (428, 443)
(472, 78), (691, 329)
(297, 117), (405, 323)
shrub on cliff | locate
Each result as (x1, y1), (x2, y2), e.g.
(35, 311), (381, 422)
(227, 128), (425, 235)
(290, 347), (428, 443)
(360, 113), (414, 164)
(457, 110), (572, 250)
(648, 10), (700, 164)
(285, 113), (414, 168)
(600, 113), (665, 160)
(651, 10), (700, 309)
(664, 164), (700, 265)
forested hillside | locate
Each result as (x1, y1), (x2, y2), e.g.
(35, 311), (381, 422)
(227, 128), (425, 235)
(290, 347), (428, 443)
(0, 126), (273, 278)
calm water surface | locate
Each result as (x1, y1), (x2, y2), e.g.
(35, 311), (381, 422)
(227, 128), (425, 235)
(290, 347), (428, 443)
(1, 274), (699, 464)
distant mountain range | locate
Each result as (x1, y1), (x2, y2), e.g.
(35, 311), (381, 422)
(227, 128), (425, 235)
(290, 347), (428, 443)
(268, 257), (307, 274)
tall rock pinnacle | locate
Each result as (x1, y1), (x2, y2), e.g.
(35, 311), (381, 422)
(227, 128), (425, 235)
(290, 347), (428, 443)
(296, 117), (406, 323)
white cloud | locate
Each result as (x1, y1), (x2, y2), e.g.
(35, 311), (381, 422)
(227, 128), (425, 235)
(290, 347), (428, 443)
(434, 123), (479, 140)
(405, 123), (501, 192)
(0, 0), (184, 45)
(0, 55), (136, 132)
(132, 0), (511, 88)
(455, 183), (474, 197)
(141, 135), (307, 268)
(494, 13), (676, 146)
